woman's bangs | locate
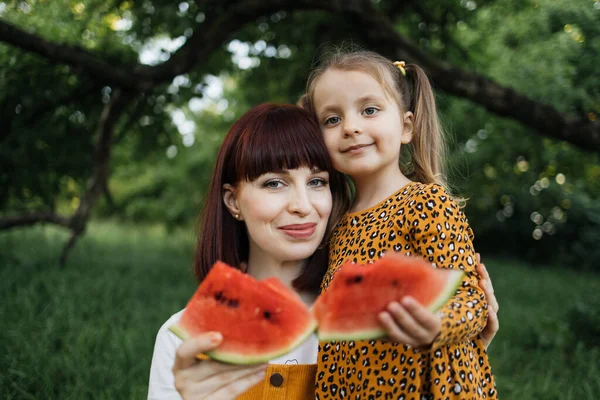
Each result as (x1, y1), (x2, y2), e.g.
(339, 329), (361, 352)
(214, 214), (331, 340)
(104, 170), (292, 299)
(237, 107), (331, 182)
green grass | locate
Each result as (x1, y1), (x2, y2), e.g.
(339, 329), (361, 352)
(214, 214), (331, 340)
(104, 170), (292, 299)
(1, 222), (599, 399)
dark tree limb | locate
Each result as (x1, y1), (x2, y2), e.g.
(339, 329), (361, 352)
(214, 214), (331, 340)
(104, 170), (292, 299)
(59, 88), (132, 265)
(0, 0), (597, 151)
(327, 0), (600, 151)
(113, 94), (146, 145)
(0, 89), (132, 264)
(0, 212), (71, 230)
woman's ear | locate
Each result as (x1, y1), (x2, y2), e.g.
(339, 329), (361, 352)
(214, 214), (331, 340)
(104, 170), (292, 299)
(401, 111), (414, 144)
(223, 184), (243, 220)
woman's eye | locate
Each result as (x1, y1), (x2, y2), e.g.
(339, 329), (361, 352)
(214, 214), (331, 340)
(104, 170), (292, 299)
(309, 178), (328, 187)
(263, 180), (284, 189)
(324, 116), (340, 125)
(363, 107), (379, 116)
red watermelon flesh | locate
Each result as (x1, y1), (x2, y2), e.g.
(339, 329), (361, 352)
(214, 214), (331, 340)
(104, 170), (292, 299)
(169, 262), (317, 364)
(313, 253), (464, 341)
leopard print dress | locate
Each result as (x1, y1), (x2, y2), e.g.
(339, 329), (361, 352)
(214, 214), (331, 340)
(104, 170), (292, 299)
(316, 182), (497, 400)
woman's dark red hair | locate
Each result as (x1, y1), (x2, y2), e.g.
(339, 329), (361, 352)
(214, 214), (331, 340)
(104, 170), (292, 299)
(194, 103), (350, 294)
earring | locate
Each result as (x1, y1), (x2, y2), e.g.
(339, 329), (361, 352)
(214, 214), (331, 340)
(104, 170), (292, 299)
(235, 214), (240, 220)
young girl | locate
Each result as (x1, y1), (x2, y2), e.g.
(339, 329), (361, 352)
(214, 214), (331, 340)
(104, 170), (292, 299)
(302, 50), (497, 399)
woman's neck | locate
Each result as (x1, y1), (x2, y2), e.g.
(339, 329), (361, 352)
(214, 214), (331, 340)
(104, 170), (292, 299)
(245, 255), (306, 289)
(351, 164), (412, 212)
(245, 255), (317, 306)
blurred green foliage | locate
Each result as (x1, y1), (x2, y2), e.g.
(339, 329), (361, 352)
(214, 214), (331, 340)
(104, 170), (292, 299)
(1, 0), (599, 267)
(1, 224), (599, 399)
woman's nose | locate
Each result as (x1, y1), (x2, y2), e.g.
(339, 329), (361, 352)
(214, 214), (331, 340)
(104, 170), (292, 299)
(288, 187), (312, 215)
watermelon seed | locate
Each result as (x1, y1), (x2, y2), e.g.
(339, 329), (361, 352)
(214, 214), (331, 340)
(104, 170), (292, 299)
(346, 275), (363, 284)
(391, 280), (398, 287)
(215, 291), (224, 301)
(263, 311), (272, 320)
(227, 299), (239, 308)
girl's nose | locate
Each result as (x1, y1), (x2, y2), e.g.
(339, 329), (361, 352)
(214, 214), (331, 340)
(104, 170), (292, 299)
(343, 116), (362, 137)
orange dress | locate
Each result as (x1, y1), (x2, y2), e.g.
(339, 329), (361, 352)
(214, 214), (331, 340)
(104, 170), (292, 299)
(316, 182), (497, 399)
(238, 364), (316, 399)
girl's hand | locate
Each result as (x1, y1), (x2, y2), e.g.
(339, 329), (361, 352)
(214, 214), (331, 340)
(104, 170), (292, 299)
(172, 332), (267, 400)
(476, 253), (499, 350)
(378, 297), (442, 348)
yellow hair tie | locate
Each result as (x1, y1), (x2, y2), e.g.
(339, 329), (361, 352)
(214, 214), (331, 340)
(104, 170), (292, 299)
(393, 61), (406, 76)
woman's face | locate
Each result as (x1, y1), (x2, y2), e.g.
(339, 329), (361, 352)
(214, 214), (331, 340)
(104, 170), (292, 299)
(224, 166), (332, 264)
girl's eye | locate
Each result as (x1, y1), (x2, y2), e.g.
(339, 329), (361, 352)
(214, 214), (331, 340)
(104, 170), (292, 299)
(263, 180), (285, 189)
(363, 107), (379, 116)
(309, 178), (328, 187)
(324, 116), (340, 125)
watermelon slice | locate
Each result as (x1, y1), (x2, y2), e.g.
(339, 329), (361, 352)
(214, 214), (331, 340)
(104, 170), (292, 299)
(169, 262), (317, 364)
(313, 253), (464, 341)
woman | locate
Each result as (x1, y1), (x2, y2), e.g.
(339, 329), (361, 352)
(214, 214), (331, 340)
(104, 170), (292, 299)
(148, 103), (350, 400)
(148, 103), (499, 400)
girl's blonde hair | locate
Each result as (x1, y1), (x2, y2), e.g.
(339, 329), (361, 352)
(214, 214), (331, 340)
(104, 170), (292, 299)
(301, 49), (456, 199)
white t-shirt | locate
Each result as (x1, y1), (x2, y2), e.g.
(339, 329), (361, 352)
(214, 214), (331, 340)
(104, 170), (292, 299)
(147, 310), (318, 400)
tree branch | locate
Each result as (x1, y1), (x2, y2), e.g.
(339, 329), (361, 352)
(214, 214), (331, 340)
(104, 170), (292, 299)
(0, 19), (140, 89)
(0, 88), (132, 264)
(59, 88), (132, 265)
(0, 0), (598, 151)
(327, 0), (600, 151)
(0, 212), (71, 230)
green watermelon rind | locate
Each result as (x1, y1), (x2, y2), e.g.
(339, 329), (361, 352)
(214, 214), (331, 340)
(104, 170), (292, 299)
(168, 318), (317, 365)
(425, 270), (464, 313)
(318, 327), (387, 342)
(317, 270), (465, 342)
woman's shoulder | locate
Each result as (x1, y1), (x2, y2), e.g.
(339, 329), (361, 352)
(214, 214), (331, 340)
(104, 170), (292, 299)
(159, 309), (185, 331)
(154, 309), (185, 350)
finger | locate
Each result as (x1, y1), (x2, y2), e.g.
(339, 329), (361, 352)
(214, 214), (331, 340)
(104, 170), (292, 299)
(476, 263), (490, 279)
(480, 277), (495, 298)
(196, 364), (267, 395)
(481, 280), (499, 313)
(476, 262), (490, 281)
(481, 308), (499, 350)
(180, 357), (261, 382)
(378, 311), (415, 346)
(174, 332), (222, 371)
(476, 252), (481, 265)
(401, 297), (441, 334)
(209, 368), (267, 400)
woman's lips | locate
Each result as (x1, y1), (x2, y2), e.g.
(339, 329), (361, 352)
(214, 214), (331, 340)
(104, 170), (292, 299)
(279, 223), (317, 239)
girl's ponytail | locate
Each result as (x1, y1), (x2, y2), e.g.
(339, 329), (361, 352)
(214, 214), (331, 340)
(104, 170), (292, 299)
(402, 64), (454, 199)
(404, 65), (445, 184)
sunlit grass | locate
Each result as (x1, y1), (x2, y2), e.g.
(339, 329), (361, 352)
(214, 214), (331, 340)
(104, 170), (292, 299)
(1, 222), (599, 399)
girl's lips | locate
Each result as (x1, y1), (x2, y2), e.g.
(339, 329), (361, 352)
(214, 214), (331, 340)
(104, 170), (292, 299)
(279, 223), (317, 239)
(342, 143), (373, 154)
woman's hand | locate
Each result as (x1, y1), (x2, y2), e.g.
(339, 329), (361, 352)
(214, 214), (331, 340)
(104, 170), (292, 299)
(172, 332), (267, 400)
(476, 253), (499, 350)
(378, 296), (442, 348)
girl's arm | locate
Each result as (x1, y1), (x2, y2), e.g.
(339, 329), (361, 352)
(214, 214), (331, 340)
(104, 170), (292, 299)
(379, 185), (489, 350)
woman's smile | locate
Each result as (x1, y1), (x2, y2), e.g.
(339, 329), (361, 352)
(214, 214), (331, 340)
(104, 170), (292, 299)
(279, 223), (317, 239)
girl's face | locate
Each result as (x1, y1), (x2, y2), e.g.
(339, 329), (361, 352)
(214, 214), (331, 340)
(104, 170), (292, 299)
(312, 69), (413, 179)
(223, 166), (332, 264)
